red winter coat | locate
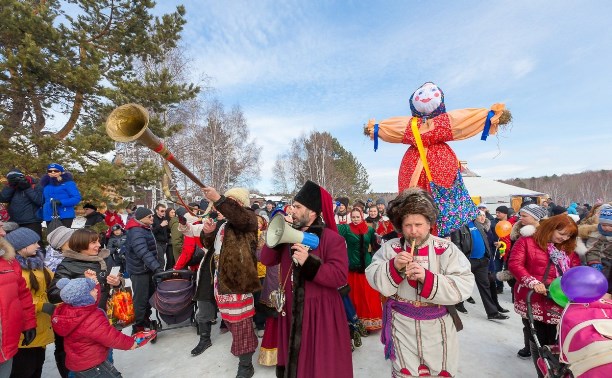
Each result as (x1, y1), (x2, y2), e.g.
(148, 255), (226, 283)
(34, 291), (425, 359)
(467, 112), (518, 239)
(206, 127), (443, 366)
(509, 236), (581, 324)
(51, 288), (134, 372)
(173, 233), (201, 272)
(0, 252), (36, 362)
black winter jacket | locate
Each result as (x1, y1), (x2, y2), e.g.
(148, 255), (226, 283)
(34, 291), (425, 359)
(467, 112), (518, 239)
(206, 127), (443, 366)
(151, 215), (169, 244)
(0, 182), (43, 224)
(48, 249), (114, 309)
(450, 222), (492, 259)
(124, 218), (160, 275)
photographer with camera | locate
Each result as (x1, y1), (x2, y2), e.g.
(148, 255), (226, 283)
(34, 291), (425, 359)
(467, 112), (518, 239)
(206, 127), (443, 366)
(0, 169), (44, 240)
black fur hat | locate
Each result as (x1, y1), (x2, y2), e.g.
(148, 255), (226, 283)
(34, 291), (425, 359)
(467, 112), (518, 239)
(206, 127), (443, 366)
(294, 180), (322, 213)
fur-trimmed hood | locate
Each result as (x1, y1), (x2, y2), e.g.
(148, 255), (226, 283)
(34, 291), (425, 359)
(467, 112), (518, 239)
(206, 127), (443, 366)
(0, 237), (15, 260)
(578, 223), (598, 240)
(510, 222), (537, 241)
(39, 171), (75, 187)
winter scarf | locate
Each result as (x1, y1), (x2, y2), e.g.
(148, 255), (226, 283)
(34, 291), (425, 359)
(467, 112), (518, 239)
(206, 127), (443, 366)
(16, 250), (45, 271)
(548, 243), (571, 274)
(16, 250), (51, 293)
(349, 209), (370, 272)
(60, 248), (108, 272)
(599, 224), (612, 237)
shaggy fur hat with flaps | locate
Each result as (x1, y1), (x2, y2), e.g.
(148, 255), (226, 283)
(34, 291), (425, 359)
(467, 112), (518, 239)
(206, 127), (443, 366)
(57, 277), (96, 307)
(387, 188), (438, 231)
(224, 187), (250, 207)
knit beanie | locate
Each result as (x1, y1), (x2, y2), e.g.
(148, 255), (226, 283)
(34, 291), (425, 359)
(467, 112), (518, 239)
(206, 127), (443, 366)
(495, 206), (509, 215)
(47, 226), (76, 250)
(520, 204), (547, 222)
(5, 227), (40, 251)
(134, 207), (153, 220)
(47, 163), (65, 172)
(376, 198), (386, 206)
(599, 204), (612, 225)
(57, 277), (96, 307)
(224, 187), (250, 207)
(6, 168), (24, 179)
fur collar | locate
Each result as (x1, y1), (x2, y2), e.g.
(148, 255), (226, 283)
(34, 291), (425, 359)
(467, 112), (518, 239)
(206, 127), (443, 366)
(578, 223), (598, 239)
(511, 222), (537, 240)
(40, 171), (75, 187)
(520, 224), (537, 237)
(16, 250), (45, 270)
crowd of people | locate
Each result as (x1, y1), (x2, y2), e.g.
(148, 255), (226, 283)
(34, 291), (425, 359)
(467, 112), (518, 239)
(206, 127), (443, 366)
(1, 163), (611, 378)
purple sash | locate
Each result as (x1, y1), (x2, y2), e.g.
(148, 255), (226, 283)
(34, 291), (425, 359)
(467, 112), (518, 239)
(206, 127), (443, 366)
(381, 298), (448, 361)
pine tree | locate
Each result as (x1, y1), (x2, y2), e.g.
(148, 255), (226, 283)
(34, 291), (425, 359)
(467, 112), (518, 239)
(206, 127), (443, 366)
(0, 0), (199, 206)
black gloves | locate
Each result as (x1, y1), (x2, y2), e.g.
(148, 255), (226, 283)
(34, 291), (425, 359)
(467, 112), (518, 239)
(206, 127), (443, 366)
(42, 302), (56, 316)
(176, 207), (187, 225)
(153, 268), (163, 276)
(22, 328), (36, 346)
(51, 199), (62, 207)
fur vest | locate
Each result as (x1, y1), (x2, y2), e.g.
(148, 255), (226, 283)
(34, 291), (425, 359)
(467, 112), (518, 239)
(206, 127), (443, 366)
(204, 196), (261, 294)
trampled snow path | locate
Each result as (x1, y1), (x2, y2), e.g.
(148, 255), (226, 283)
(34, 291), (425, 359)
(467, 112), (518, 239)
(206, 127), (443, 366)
(42, 288), (536, 377)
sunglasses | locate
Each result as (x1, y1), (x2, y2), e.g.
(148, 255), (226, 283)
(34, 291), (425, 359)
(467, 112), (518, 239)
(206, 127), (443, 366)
(47, 169), (60, 173)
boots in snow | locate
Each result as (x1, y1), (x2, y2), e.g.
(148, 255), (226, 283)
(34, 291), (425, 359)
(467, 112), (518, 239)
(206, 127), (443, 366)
(191, 322), (212, 356)
(236, 352), (255, 378)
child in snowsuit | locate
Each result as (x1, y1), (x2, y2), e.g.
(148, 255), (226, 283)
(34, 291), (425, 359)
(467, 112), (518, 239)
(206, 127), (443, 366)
(51, 275), (137, 377)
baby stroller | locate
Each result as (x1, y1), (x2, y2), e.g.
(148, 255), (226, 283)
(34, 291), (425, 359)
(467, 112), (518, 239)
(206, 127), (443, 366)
(558, 298), (612, 377)
(149, 270), (197, 343)
(526, 290), (573, 378)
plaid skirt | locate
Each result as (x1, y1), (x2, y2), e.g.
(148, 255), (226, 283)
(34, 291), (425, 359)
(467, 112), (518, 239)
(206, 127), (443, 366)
(226, 318), (258, 356)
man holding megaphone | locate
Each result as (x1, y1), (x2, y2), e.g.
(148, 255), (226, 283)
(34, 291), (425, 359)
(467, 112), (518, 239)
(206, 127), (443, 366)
(261, 180), (353, 378)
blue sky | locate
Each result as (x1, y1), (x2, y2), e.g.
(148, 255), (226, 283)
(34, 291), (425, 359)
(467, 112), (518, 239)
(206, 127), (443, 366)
(153, 0), (612, 193)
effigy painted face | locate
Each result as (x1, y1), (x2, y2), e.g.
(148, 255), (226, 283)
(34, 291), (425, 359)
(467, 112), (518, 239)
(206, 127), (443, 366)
(411, 83), (442, 116)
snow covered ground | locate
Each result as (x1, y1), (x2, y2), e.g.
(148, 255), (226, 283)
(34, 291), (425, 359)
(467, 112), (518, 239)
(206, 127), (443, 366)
(42, 288), (536, 377)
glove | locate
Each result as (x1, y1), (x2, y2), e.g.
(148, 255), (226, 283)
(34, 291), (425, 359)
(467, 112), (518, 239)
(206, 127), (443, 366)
(22, 328), (36, 346)
(51, 199), (62, 207)
(591, 263), (604, 272)
(176, 207), (187, 225)
(17, 177), (31, 190)
(153, 268), (163, 276)
(42, 302), (56, 316)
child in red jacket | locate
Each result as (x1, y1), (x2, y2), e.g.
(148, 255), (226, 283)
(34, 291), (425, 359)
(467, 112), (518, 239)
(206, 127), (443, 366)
(51, 274), (136, 377)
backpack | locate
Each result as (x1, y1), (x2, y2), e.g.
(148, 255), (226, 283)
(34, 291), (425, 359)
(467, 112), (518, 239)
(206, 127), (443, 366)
(558, 299), (612, 377)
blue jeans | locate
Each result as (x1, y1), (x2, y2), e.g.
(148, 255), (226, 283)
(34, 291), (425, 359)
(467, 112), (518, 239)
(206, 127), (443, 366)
(74, 360), (122, 378)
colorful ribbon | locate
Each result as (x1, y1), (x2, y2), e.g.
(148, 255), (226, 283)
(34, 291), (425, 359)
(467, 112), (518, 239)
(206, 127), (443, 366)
(480, 110), (495, 141)
(374, 123), (379, 152)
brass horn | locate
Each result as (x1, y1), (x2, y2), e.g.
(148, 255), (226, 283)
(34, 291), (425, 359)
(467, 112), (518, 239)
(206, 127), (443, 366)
(106, 103), (206, 188)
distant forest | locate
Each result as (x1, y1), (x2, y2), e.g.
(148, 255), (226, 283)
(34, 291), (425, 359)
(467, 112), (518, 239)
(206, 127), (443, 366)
(500, 170), (611, 206)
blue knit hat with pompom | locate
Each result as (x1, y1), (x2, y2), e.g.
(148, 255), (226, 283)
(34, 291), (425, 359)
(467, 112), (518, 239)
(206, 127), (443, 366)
(57, 277), (96, 307)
